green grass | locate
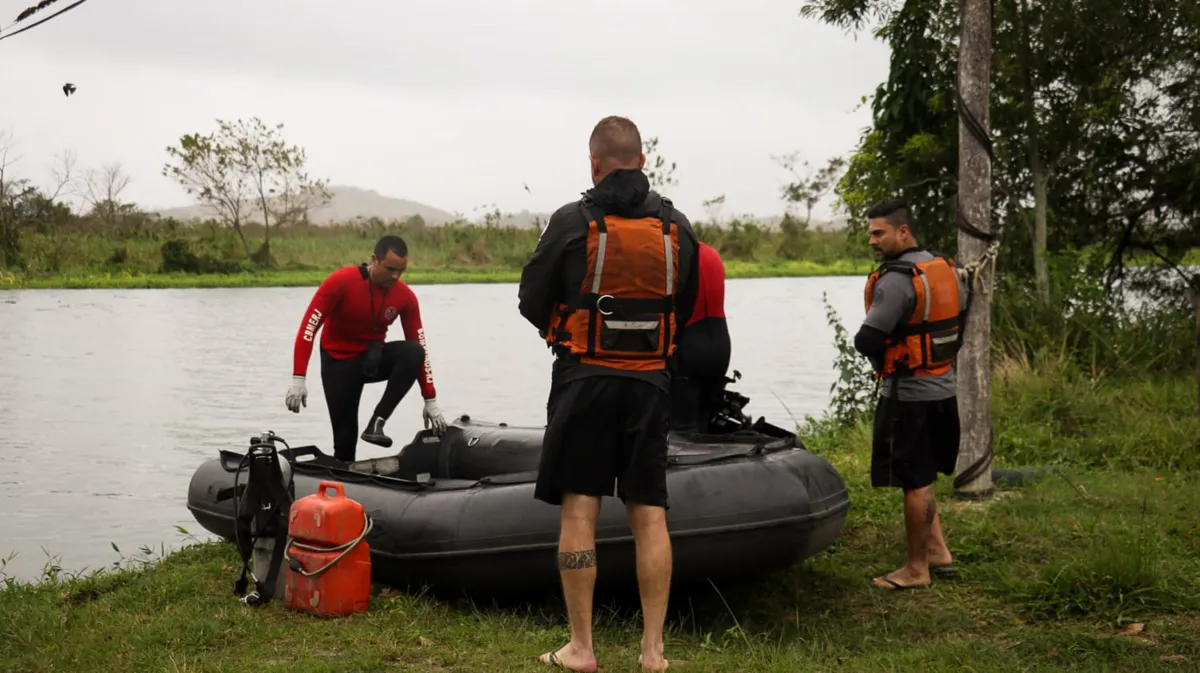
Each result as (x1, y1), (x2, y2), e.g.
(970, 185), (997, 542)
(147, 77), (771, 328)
(0, 218), (879, 289)
(3, 356), (1198, 671)
(0, 258), (874, 290)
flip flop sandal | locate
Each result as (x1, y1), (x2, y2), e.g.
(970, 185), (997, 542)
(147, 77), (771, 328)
(931, 564), (957, 578)
(538, 651), (597, 672)
(873, 574), (928, 590)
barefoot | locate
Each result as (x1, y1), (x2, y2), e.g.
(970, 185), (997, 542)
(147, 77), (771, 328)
(638, 652), (670, 671)
(538, 644), (598, 672)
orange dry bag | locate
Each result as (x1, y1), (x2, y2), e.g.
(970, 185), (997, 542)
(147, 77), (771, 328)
(284, 480), (373, 617)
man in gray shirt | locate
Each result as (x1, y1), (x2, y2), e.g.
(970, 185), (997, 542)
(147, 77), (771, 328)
(853, 199), (967, 591)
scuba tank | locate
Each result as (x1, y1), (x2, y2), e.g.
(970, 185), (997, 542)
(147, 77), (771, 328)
(219, 430), (296, 607)
(250, 448), (292, 602)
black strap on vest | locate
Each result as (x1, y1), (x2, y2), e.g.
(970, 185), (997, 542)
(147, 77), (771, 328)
(218, 432), (295, 607)
(562, 197), (677, 359)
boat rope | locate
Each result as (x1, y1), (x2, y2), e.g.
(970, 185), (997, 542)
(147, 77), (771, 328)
(957, 241), (1000, 294)
(284, 510), (374, 578)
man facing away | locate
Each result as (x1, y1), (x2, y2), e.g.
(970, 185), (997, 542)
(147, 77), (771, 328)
(286, 235), (448, 462)
(669, 241), (731, 434)
(517, 115), (700, 672)
(853, 199), (967, 590)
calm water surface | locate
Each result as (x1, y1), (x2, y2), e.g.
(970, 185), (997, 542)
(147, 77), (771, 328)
(0, 276), (865, 582)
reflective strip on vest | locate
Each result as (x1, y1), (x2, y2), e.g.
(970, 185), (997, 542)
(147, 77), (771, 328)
(592, 230), (608, 294)
(604, 320), (659, 330)
(918, 271), (932, 322)
(589, 211), (675, 300)
(663, 232), (674, 295)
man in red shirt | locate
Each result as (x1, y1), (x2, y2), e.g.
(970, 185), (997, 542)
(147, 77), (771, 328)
(669, 241), (731, 433)
(285, 235), (448, 462)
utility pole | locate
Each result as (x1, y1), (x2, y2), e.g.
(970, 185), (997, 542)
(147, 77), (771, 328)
(953, 0), (997, 500)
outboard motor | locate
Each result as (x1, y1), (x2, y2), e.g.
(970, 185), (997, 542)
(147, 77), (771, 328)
(221, 431), (295, 607)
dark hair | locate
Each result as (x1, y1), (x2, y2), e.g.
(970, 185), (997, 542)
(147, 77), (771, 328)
(588, 116), (643, 164)
(866, 199), (917, 237)
(374, 235), (407, 260)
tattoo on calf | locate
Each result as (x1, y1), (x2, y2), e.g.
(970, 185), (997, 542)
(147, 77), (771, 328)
(924, 492), (937, 525)
(557, 549), (597, 570)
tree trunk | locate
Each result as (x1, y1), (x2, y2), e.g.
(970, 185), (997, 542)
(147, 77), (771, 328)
(233, 222), (251, 257)
(1193, 287), (1200, 419)
(1032, 164), (1049, 303)
(1015, 0), (1050, 305)
(953, 0), (995, 499)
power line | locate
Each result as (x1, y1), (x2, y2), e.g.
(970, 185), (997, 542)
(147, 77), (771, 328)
(0, 0), (95, 44)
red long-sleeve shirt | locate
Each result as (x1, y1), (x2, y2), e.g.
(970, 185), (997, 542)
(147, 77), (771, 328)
(292, 264), (437, 399)
(686, 242), (727, 326)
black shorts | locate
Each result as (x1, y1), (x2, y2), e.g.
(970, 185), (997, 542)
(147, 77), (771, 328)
(534, 375), (671, 509)
(871, 395), (961, 490)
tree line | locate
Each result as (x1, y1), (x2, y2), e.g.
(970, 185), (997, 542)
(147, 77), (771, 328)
(0, 121), (870, 276)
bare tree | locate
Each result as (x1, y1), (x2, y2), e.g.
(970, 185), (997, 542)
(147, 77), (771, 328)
(78, 162), (133, 233)
(37, 149), (82, 270)
(47, 149), (78, 203)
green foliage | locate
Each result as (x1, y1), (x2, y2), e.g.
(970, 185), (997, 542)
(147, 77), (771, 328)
(0, 205), (876, 282)
(807, 291), (879, 430)
(162, 117), (332, 262)
(642, 136), (677, 192)
(158, 238), (245, 275)
(800, 0), (1200, 307)
(992, 249), (1197, 378)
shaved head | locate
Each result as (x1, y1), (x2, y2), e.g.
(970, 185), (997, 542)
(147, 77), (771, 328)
(588, 115), (645, 183)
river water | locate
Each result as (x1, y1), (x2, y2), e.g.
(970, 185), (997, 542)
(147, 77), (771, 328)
(0, 276), (865, 583)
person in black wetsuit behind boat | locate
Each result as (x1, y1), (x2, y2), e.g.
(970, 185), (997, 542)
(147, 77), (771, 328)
(669, 241), (731, 434)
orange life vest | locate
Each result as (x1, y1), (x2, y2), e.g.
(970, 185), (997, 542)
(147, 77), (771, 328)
(545, 197), (681, 371)
(863, 251), (963, 379)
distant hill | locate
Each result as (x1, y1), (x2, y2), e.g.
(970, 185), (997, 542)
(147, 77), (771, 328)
(471, 210), (849, 232)
(153, 185), (459, 225)
(150, 184), (850, 232)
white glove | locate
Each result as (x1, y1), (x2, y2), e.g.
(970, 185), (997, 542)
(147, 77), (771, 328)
(422, 398), (447, 434)
(285, 375), (307, 413)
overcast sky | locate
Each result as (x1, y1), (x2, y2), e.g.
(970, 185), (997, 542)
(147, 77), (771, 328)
(0, 0), (890, 221)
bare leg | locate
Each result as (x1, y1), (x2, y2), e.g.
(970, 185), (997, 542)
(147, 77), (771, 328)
(873, 485), (937, 589)
(926, 509), (953, 567)
(626, 502), (672, 671)
(539, 494), (600, 672)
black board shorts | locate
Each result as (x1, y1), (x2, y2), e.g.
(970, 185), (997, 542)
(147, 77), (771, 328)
(534, 375), (671, 509)
(870, 395), (961, 490)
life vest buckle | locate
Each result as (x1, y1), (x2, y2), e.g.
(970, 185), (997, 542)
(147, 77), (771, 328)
(595, 294), (615, 316)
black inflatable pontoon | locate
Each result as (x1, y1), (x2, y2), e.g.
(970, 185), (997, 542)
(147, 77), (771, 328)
(187, 411), (851, 596)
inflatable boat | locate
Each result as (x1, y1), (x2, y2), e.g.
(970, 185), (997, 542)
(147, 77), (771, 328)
(186, 406), (851, 596)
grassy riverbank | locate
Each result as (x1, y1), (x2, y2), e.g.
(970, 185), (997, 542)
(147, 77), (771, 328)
(0, 219), (878, 290)
(0, 258), (874, 290)
(3, 354), (1197, 672)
